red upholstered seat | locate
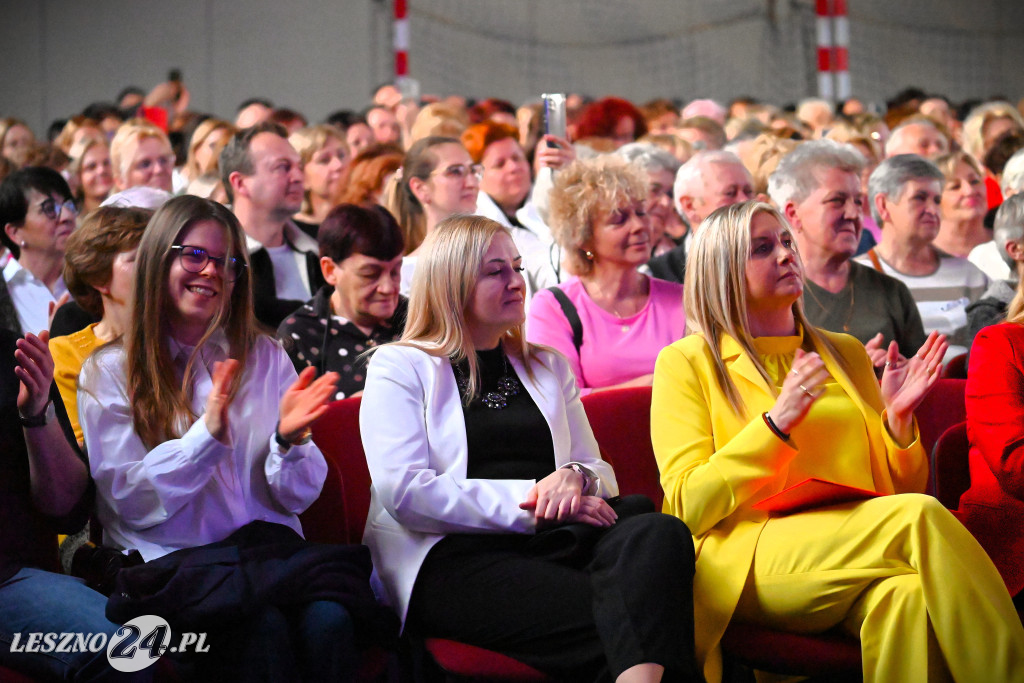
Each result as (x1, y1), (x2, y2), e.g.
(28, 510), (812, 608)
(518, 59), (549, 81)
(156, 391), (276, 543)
(310, 397), (553, 680)
(424, 639), (552, 681)
(931, 421), (970, 510)
(914, 378), (967, 460)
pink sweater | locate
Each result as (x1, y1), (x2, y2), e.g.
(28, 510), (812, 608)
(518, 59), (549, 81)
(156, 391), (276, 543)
(526, 276), (685, 393)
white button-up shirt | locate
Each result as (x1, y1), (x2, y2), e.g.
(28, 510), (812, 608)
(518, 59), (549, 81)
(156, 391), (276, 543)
(78, 332), (327, 561)
(2, 258), (67, 334)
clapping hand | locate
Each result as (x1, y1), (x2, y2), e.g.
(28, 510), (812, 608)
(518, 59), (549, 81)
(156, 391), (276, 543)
(880, 332), (947, 443)
(204, 359), (239, 444)
(864, 332), (907, 368)
(768, 348), (831, 434)
(277, 367), (339, 444)
(14, 331), (54, 418)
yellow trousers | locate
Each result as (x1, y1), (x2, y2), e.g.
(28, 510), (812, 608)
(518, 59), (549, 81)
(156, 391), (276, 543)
(734, 494), (1024, 683)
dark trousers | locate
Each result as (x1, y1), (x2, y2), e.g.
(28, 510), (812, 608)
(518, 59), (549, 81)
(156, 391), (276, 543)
(408, 511), (699, 682)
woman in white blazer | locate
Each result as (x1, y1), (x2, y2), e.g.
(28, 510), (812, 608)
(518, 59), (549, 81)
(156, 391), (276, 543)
(360, 215), (700, 682)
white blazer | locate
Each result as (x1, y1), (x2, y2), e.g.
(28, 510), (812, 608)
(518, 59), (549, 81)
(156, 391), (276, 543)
(359, 343), (618, 626)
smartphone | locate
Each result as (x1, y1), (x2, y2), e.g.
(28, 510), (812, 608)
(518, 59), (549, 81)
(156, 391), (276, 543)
(168, 69), (183, 101)
(542, 93), (566, 145)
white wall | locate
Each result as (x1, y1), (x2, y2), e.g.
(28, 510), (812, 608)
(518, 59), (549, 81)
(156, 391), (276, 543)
(3, 0), (1024, 136)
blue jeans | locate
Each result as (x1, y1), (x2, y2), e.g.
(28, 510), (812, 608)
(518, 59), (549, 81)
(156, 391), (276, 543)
(0, 567), (129, 681)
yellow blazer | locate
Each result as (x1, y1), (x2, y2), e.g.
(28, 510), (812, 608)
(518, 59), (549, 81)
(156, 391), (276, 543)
(651, 329), (927, 682)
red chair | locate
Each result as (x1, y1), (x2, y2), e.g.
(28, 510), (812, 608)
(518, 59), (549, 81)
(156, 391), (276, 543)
(931, 421), (970, 510)
(914, 379), (967, 487)
(941, 352), (969, 379)
(581, 387), (862, 680)
(311, 398), (553, 682)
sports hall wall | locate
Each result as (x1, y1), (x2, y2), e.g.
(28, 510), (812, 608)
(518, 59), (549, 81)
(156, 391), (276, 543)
(3, 0), (1024, 133)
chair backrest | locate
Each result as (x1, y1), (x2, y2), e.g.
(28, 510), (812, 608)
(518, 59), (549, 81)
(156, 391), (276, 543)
(914, 378), (967, 459)
(931, 421), (970, 509)
(581, 386), (663, 508)
(941, 352), (969, 379)
(310, 397), (370, 545)
(299, 453), (349, 545)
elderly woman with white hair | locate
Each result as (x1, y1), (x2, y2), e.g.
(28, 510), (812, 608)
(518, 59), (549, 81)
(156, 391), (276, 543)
(616, 142), (684, 256)
(857, 154), (988, 359)
(769, 140), (926, 362)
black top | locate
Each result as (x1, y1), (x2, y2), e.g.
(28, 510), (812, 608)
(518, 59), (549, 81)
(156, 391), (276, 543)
(49, 300), (100, 338)
(277, 285), (407, 399)
(646, 242), (686, 284)
(248, 246), (327, 331)
(455, 347), (556, 482)
(0, 328), (91, 583)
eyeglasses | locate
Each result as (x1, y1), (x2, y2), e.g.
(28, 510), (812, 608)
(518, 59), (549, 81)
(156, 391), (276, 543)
(170, 245), (246, 281)
(431, 163), (483, 181)
(36, 198), (78, 220)
(133, 154), (176, 173)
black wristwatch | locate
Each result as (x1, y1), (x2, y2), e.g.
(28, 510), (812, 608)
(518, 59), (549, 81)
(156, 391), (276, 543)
(20, 400), (55, 428)
(275, 424), (312, 451)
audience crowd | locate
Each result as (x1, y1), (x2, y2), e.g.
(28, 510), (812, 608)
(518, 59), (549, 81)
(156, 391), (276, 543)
(4, 78), (1024, 681)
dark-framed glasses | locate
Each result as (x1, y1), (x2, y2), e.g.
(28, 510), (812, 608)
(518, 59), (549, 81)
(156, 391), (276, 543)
(37, 198), (78, 220)
(170, 245), (246, 281)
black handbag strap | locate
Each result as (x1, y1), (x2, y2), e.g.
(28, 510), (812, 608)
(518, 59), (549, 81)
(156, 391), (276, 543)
(547, 286), (583, 355)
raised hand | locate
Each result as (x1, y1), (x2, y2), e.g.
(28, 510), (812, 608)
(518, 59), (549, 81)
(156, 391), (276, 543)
(204, 359), (239, 444)
(277, 368), (339, 444)
(534, 135), (575, 170)
(865, 332), (906, 369)
(881, 332), (947, 443)
(768, 348), (831, 434)
(14, 331), (54, 418)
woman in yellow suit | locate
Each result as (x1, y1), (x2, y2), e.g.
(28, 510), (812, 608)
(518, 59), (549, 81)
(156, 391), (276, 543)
(651, 200), (1024, 683)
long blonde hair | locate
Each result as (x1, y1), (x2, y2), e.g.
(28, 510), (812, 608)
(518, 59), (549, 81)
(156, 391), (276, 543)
(684, 200), (843, 416)
(125, 195), (259, 448)
(391, 214), (537, 403)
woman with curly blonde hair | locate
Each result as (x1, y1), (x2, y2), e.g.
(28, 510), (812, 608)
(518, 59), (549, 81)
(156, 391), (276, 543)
(526, 155), (685, 392)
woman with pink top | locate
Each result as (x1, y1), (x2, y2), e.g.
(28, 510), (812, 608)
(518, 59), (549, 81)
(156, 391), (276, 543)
(527, 156), (685, 392)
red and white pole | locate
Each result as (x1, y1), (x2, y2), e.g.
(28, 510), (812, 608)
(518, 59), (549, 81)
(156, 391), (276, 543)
(833, 0), (851, 101)
(394, 0), (409, 87)
(816, 0), (851, 103)
(816, 0), (834, 101)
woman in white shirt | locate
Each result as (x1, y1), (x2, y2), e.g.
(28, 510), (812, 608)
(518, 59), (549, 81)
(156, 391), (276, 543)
(78, 194), (366, 680)
(360, 215), (699, 682)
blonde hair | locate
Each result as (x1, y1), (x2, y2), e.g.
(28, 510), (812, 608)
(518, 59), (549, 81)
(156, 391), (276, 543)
(548, 155), (648, 276)
(409, 103), (469, 145)
(109, 119), (172, 187)
(54, 116), (104, 154)
(67, 137), (111, 203)
(934, 150), (984, 183)
(392, 214), (537, 404)
(962, 101), (1024, 160)
(125, 195), (258, 448)
(685, 200), (843, 416)
(183, 118), (235, 182)
(289, 124), (349, 215)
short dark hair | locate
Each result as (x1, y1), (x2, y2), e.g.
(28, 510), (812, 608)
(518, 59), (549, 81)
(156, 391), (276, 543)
(0, 167), (73, 257)
(218, 121), (289, 203)
(236, 97), (274, 113)
(324, 110), (365, 130)
(318, 204), (404, 263)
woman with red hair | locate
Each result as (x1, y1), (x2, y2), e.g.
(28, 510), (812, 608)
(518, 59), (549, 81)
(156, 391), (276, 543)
(462, 121), (557, 298)
(574, 97), (647, 149)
